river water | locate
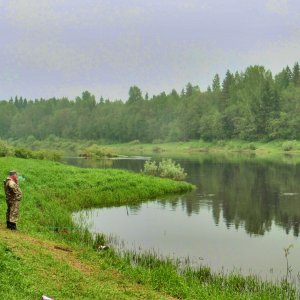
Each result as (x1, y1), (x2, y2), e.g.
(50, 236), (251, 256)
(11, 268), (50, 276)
(68, 154), (300, 283)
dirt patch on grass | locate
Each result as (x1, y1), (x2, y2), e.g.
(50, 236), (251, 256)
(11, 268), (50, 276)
(0, 225), (94, 275)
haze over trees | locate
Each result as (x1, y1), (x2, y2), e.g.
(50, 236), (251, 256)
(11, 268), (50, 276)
(1, 63), (300, 142)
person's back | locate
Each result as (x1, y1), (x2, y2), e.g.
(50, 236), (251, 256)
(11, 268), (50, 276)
(4, 171), (22, 230)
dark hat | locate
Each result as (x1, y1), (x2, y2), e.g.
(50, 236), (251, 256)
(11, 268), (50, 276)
(9, 170), (17, 176)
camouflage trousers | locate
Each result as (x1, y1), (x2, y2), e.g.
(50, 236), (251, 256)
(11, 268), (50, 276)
(6, 200), (20, 223)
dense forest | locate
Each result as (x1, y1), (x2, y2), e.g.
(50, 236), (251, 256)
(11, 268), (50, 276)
(1, 63), (300, 142)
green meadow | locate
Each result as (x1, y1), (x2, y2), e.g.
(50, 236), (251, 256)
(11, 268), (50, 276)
(0, 157), (297, 299)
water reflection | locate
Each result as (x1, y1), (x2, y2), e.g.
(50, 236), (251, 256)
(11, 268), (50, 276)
(70, 154), (300, 280)
(65, 155), (300, 237)
(121, 158), (300, 237)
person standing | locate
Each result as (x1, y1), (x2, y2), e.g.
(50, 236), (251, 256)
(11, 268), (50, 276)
(3, 170), (22, 230)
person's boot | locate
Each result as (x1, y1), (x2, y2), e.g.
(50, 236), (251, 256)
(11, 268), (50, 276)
(6, 221), (11, 229)
(10, 222), (17, 230)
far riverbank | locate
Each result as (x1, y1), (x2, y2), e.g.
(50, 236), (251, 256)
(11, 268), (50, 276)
(109, 139), (300, 157)
(4, 138), (300, 160)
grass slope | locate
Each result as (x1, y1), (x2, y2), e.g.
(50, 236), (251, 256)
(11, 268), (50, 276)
(0, 157), (297, 299)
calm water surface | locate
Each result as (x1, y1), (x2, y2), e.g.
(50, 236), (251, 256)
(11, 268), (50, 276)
(68, 154), (300, 282)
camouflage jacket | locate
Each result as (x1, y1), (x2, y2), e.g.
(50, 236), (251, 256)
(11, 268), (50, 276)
(3, 177), (22, 201)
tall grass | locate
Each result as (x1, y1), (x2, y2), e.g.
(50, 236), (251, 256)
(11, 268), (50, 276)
(97, 247), (298, 299)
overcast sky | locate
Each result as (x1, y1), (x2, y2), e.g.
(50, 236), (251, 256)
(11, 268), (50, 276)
(0, 0), (299, 100)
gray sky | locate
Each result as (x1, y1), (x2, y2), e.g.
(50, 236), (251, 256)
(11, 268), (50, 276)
(0, 0), (299, 100)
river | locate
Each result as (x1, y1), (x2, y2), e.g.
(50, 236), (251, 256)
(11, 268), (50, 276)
(67, 153), (300, 283)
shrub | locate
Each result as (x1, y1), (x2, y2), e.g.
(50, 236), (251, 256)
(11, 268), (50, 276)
(30, 141), (41, 151)
(241, 143), (256, 151)
(67, 143), (77, 152)
(142, 160), (158, 176)
(248, 143), (256, 151)
(158, 159), (187, 181)
(14, 147), (33, 159)
(0, 141), (12, 157)
(32, 150), (62, 161)
(79, 144), (117, 158)
(282, 141), (293, 151)
(152, 146), (164, 153)
(47, 134), (59, 142)
(217, 140), (226, 147)
(14, 147), (62, 160)
(142, 159), (187, 180)
(26, 135), (36, 144)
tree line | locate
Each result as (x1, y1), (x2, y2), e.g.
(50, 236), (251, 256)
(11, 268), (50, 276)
(1, 63), (300, 142)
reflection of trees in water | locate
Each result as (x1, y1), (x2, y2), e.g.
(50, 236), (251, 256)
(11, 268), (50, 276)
(275, 199), (300, 236)
(204, 161), (300, 236)
(72, 156), (300, 237)
(147, 159), (300, 237)
(182, 194), (201, 216)
(202, 161), (300, 236)
(127, 203), (142, 214)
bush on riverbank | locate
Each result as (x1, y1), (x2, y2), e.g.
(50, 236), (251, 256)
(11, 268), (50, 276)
(0, 140), (62, 161)
(0, 140), (14, 157)
(282, 140), (298, 151)
(78, 144), (117, 158)
(142, 159), (187, 181)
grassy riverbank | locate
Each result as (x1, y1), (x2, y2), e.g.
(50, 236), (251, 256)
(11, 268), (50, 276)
(5, 137), (300, 158)
(110, 139), (300, 156)
(0, 158), (297, 299)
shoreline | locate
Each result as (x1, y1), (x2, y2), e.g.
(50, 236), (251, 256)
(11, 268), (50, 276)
(108, 140), (300, 157)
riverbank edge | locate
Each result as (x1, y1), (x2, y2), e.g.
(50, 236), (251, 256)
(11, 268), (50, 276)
(0, 157), (297, 299)
(5, 138), (300, 159)
(109, 139), (300, 157)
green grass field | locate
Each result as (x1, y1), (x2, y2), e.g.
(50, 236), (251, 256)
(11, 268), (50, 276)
(0, 157), (297, 299)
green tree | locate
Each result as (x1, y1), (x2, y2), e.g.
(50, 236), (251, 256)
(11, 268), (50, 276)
(275, 67), (291, 90)
(185, 82), (193, 97)
(128, 86), (143, 104)
(212, 74), (221, 93)
(292, 62), (300, 86)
